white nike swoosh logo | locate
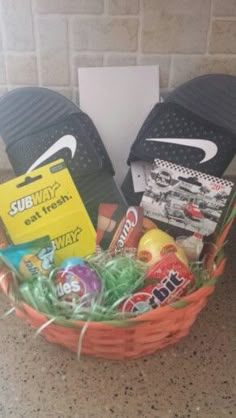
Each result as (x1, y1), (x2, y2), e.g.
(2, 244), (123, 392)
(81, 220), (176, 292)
(27, 135), (77, 173)
(146, 138), (218, 163)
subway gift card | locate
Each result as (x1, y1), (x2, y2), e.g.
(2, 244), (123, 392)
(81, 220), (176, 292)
(0, 159), (96, 262)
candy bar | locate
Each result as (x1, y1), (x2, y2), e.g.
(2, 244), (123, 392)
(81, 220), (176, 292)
(97, 204), (143, 252)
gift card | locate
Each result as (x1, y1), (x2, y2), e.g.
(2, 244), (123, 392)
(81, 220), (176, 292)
(0, 160), (96, 261)
(141, 159), (234, 236)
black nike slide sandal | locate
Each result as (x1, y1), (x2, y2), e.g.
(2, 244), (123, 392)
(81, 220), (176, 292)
(166, 74), (236, 136)
(0, 87), (126, 225)
(122, 75), (236, 207)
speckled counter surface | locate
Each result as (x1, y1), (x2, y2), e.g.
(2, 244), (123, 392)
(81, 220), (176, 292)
(0, 172), (235, 418)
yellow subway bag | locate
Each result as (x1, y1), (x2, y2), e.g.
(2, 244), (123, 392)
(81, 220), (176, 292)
(0, 160), (96, 262)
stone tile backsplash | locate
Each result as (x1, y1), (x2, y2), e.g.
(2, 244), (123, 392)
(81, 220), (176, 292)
(0, 0), (235, 173)
(142, 0), (211, 54)
(209, 20), (236, 54)
(1, 0), (35, 51)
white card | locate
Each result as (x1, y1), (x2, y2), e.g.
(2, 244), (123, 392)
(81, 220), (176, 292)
(141, 159), (234, 237)
(131, 161), (152, 193)
(78, 66), (159, 186)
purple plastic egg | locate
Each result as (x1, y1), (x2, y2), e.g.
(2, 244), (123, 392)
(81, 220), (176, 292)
(54, 264), (101, 304)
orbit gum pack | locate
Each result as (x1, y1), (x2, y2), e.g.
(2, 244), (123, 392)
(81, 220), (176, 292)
(120, 253), (195, 314)
(0, 160), (96, 262)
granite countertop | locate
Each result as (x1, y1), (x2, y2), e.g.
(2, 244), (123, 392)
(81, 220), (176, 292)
(0, 172), (235, 418)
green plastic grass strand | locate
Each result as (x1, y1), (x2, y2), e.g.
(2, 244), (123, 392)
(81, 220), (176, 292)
(34, 317), (56, 337)
(190, 261), (210, 290)
(170, 300), (191, 309)
(215, 243), (226, 267)
(219, 190), (236, 234)
(1, 306), (15, 319)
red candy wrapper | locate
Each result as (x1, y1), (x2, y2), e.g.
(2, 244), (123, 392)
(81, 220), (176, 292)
(120, 253), (195, 314)
(96, 204), (143, 252)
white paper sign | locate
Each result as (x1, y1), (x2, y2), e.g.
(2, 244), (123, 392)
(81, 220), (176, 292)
(78, 66), (159, 186)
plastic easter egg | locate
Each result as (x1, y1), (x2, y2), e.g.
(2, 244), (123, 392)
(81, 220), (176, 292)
(54, 264), (101, 304)
(137, 228), (188, 266)
(60, 257), (85, 269)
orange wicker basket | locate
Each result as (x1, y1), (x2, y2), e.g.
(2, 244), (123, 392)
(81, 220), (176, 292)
(1, 204), (235, 360)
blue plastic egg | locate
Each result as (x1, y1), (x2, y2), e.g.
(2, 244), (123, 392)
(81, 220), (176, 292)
(60, 257), (85, 269)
